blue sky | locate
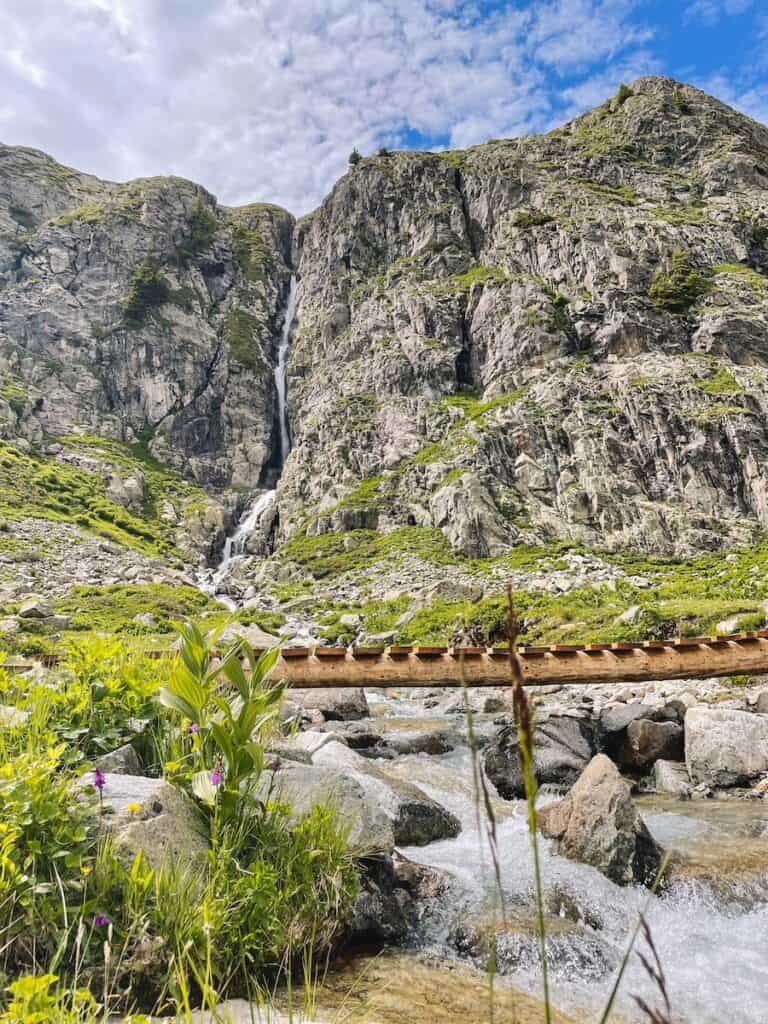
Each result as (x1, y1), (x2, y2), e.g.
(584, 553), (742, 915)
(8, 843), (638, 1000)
(0, 1), (766, 214)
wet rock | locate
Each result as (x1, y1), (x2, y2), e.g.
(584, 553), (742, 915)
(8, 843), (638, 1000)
(654, 759), (692, 799)
(345, 855), (450, 947)
(617, 719), (684, 773)
(685, 707), (768, 787)
(93, 742), (143, 776)
(289, 687), (369, 721)
(539, 754), (666, 886)
(321, 719), (455, 756)
(451, 911), (614, 980)
(598, 703), (656, 758)
(484, 715), (596, 799)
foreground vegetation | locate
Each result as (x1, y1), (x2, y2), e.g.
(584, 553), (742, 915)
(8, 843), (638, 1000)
(0, 626), (357, 1020)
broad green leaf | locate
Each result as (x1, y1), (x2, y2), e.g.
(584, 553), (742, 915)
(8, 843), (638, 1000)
(157, 687), (197, 722)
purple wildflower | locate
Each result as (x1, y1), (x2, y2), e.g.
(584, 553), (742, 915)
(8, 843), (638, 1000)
(189, 723), (201, 735)
(93, 769), (106, 791)
(210, 767), (223, 787)
(93, 914), (109, 928)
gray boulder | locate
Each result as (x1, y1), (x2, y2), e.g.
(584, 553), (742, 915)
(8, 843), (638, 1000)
(539, 754), (665, 886)
(685, 707), (768, 787)
(93, 774), (209, 870)
(309, 739), (461, 845)
(18, 597), (53, 619)
(484, 714), (596, 799)
(93, 742), (143, 776)
(288, 686), (369, 721)
(258, 763), (394, 855)
(213, 623), (279, 650)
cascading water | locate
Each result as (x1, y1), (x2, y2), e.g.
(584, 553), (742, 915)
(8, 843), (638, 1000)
(198, 275), (297, 607)
(373, 712), (768, 1024)
(275, 275), (296, 465)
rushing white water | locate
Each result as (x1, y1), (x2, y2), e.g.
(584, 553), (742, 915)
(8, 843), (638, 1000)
(275, 275), (297, 466)
(197, 489), (276, 608)
(379, 723), (768, 1023)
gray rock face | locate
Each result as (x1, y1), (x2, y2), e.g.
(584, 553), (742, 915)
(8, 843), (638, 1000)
(539, 754), (665, 886)
(272, 76), (768, 567)
(484, 714), (596, 799)
(0, 147), (293, 492)
(685, 707), (768, 786)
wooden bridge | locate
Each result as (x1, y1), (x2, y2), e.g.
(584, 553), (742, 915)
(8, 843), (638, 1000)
(263, 631), (768, 688)
(13, 630), (768, 687)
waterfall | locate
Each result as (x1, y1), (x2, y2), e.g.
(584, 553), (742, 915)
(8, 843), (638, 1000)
(275, 275), (297, 466)
(198, 275), (297, 607)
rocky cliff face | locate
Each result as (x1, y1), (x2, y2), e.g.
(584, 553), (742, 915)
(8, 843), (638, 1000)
(2, 77), (768, 634)
(278, 76), (768, 564)
(0, 146), (294, 492)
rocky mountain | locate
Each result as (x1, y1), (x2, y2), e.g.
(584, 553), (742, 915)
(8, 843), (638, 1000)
(3, 76), (768, 649)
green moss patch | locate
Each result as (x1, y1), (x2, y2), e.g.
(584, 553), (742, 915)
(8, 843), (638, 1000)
(0, 437), (205, 560)
(432, 265), (507, 296)
(653, 202), (706, 227)
(53, 583), (218, 635)
(224, 310), (266, 369)
(577, 180), (638, 206)
(713, 263), (767, 292)
(123, 261), (171, 326)
(649, 250), (711, 313)
(696, 366), (743, 397)
(281, 526), (461, 580)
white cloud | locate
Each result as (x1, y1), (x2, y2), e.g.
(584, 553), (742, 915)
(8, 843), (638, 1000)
(694, 71), (768, 128)
(0, 0), (762, 214)
(684, 0), (753, 25)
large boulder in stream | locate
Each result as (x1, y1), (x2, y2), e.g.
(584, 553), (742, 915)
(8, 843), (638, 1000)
(287, 686), (369, 721)
(599, 704), (683, 772)
(259, 748), (460, 852)
(484, 714), (596, 799)
(539, 755), (665, 887)
(685, 707), (768, 787)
